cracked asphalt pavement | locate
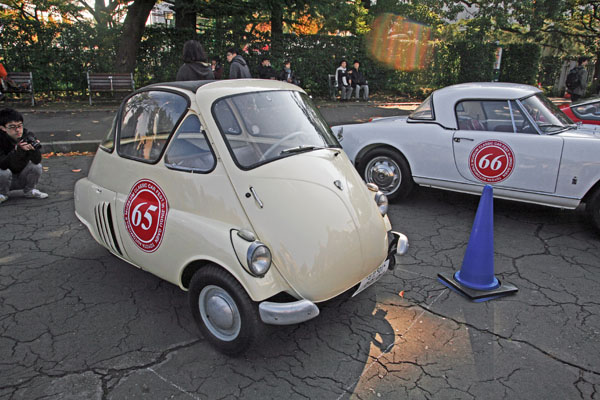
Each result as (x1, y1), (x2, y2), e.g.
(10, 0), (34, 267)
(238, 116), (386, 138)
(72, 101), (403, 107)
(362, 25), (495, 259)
(1, 155), (599, 399)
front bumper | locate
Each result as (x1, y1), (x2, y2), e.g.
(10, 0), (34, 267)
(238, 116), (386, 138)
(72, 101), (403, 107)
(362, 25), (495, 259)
(259, 230), (408, 326)
(387, 230), (409, 269)
(259, 299), (320, 325)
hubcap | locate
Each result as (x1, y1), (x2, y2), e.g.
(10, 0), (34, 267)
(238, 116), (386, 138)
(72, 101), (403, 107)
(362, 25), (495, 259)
(365, 156), (401, 195)
(198, 285), (241, 341)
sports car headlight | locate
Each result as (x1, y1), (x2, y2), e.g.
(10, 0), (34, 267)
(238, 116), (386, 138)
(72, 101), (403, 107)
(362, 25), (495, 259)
(247, 242), (272, 276)
(375, 191), (388, 216)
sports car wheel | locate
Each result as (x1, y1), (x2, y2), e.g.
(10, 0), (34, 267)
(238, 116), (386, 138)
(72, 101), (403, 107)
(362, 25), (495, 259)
(360, 148), (414, 201)
(585, 188), (600, 233)
(189, 265), (263, 355)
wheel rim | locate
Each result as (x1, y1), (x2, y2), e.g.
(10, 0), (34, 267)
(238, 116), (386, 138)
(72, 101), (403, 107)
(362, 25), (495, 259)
(365, 156), (401, 195)
(198, 285), (241, 341)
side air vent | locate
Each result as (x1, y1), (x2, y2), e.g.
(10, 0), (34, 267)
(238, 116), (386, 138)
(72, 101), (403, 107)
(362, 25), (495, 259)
(94, 202), (123, 256)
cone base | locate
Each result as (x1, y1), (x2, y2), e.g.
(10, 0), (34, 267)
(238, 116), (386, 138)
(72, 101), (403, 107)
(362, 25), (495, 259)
(438, 273), (518, 302)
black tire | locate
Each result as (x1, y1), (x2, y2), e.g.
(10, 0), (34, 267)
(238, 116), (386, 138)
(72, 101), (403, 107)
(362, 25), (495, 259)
(358, 148), (414, 201)
(586, 188), (600, 233)
(189, 265), (263, 355)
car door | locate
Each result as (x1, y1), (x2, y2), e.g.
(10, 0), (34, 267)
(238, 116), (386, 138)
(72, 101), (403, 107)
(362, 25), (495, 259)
(452, 99), (563, 193)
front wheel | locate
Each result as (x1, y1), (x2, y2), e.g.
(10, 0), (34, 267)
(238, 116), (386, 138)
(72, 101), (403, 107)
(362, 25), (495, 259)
(189, 265), (263, 355)
(585, 188), (600, 233)
(359, 148), (414, 201)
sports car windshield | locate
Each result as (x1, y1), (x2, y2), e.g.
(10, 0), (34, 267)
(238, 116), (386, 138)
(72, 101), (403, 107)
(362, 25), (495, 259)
(213, 90), (340, 169)
(520, 93), (573, 134)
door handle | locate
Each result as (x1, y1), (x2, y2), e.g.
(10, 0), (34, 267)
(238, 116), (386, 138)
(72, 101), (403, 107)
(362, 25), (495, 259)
(249, 186), (264, 209)
(453, 137), (474, 143)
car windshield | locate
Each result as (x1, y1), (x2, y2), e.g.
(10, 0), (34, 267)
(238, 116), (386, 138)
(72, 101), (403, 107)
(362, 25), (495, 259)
(213, 90), (340, 169)
(520, 93), (573, 134)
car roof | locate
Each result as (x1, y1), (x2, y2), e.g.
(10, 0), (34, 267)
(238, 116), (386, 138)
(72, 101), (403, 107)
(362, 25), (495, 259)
(431, 82), (542, 129)
(146, 80), (215, 92)
(141, 79), (303, 106)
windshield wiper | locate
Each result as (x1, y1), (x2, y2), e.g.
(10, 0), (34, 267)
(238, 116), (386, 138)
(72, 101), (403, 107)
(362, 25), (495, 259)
(280, 145), (325, 155)
(537, 123), (570, 132)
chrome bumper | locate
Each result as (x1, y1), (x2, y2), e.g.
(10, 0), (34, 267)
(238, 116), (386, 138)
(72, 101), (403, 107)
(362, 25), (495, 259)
(387, 230), (409, 269)
(259, 299), (320, 325)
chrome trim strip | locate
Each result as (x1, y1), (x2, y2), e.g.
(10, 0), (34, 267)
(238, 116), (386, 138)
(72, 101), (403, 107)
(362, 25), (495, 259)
(259, 299), (320, 325)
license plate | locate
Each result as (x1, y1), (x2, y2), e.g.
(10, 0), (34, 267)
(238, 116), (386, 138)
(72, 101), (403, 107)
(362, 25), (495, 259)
(352, 259), (389, 297)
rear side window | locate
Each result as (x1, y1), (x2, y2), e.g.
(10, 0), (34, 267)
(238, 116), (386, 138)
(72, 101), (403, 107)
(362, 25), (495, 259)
(165, 115), (216, 173)
(118, 91), (188, 163)
(409, 95), (433, 120)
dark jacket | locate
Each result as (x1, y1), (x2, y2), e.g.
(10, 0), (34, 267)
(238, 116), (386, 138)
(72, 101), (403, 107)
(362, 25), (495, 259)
(335, 67), (349, 87)
(278, 68), (299, 85)
(348, 67), (367, 87)
(0, 128), (42, 174)
(176, 62), (215, 81)
(571, 65), (588, 97)
(229, 55), (252, 79)
(258, 65), (277, 79)
(212, 63), (223, 80)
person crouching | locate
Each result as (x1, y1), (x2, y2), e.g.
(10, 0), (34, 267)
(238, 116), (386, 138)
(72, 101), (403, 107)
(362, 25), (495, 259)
(0, 108), (47, 204)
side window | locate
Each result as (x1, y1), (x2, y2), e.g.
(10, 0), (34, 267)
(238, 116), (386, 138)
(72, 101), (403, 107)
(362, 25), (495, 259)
(456, 101), (486, 130)
(100, 115), (117, 152)
(118, 91), (188, 163)
(481, 101), (514, 132)
(510, 101), (533, 133)
(164, 115), (216, 173)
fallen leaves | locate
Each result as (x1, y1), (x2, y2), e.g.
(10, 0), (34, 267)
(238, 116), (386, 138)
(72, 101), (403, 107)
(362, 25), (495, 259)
(42, 151), (95, 158)
(399, 290), (405, 298)
(72, 169), (82, 173)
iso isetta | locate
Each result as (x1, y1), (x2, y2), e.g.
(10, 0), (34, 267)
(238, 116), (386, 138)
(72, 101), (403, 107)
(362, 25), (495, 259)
(74, 80), (407, 354)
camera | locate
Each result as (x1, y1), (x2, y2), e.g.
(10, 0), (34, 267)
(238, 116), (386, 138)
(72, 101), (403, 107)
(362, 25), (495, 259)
(21, 137), (42, 151)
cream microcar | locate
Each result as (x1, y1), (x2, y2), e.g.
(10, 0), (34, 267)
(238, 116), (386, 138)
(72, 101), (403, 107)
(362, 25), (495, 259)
(74, 80), (408, 354)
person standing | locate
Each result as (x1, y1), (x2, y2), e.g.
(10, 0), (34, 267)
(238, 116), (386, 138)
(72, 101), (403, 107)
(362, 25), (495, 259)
(176, 40), (214, 81)
(335, 60), (352, 101)
(0, 108), (47, 203)
(258, 57), (277, 80)
(211, 57), (223, 80)
(567, 56), (589, 102)
(226, 48), (252, 79)
(348, 60), (369, 101)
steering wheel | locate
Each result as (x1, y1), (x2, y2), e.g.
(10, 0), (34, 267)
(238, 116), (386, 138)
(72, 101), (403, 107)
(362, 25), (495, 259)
(259, 131), (305, 162)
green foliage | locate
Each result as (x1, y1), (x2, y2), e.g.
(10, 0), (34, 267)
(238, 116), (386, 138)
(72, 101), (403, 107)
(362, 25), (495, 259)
(498, 43), (542, 85)
(449, 40), (496, 83)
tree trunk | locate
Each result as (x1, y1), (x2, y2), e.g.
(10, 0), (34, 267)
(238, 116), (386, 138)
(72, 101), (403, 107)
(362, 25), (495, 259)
(270, 2), (283, 59)
(114, 0), (157, 73)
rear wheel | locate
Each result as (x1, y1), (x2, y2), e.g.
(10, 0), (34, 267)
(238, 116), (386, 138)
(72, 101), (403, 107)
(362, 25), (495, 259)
(189, 265), (263, 355)
(359, 148), (414, 201)
(585, 188), (600, 233)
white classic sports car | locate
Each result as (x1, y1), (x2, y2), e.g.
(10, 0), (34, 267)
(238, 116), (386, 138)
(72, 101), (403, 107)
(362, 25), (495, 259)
(74, 79), (407, 354)
(333, 82), (600, 231)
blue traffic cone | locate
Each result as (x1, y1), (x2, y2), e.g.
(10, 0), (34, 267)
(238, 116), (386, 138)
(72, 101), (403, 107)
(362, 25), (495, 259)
(438, 185), (517, 302)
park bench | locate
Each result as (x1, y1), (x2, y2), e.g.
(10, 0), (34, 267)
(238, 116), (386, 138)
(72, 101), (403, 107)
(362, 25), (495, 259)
(2, 72), (35, 106)
(87, 72), (135, 105)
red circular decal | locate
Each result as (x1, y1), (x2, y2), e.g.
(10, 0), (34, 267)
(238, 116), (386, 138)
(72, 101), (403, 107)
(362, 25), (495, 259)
(124, 179), (169, 253)
(469, 140), (515, 183)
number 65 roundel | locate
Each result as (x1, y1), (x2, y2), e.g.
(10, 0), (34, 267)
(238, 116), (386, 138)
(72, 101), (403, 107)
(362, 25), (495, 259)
(124, 179), (169, 253)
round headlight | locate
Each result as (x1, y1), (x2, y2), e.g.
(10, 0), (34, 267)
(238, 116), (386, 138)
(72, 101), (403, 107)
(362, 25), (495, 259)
(375, 191), (388, 216)
(247, 242), (272, 276)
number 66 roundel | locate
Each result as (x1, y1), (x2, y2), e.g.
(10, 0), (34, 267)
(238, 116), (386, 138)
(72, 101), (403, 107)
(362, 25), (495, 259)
(124, 179), (169, 252)
(469, 140), (515, 183)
